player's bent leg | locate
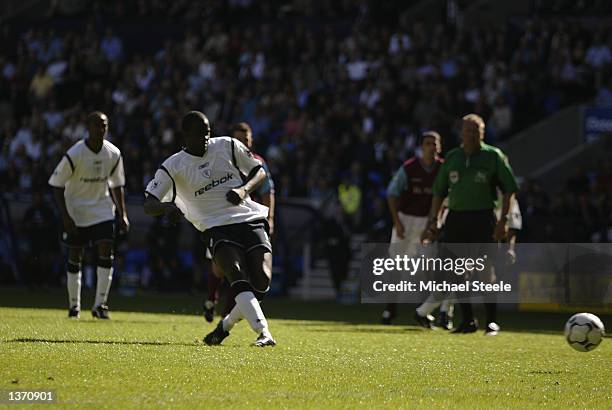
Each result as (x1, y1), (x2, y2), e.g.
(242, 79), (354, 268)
(204, 244), (247, 345)
(244, 247), (275, 346)
(93, 240), (113, 319)
(245, 247), (272, 294)
(205, 244), (275, 346)
(66, 247), (84, 318)
(415, 293), (440, 329)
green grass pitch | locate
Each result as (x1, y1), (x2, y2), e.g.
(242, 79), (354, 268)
(1, 288), (610, 409)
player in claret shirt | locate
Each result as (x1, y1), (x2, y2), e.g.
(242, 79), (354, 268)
(381, 131), (444, 327)
(144, 111), (275, 347)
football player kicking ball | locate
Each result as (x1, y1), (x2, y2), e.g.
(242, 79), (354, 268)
(144, 111), (275, 347)
(203, 122), (275, 323)
(49, 111), (129, 319)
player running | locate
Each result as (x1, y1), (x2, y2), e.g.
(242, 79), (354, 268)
(381, 131), (443, 325)
(203, 122), (275, 322)
(144, 111), (275, 346)
(49, 111), (129, 319)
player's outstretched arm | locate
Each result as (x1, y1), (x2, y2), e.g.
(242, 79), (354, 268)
(143, 195), (183, 224)
(226, 166), (266, 205)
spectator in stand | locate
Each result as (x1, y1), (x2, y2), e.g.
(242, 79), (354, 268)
(100, 28), (123, 62)
(29, 66), (54, 100)
(0, 1), (609, 249)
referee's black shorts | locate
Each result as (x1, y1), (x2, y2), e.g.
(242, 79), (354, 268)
(441, 209), (496, 243)
(438, 209), (497, 283)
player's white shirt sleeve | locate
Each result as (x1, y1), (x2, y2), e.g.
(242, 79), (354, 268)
(48, 154), (75, 188)
(108, 156), (125, 188)
(145, 166), (174, 202)
(232, 138), (262, 176)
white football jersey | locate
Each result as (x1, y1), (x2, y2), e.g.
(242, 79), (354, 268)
(48, 139), (124, 227)
(145, 136), (268, 232)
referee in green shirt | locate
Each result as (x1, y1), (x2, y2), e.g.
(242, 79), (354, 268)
(422, 114), (518, 335)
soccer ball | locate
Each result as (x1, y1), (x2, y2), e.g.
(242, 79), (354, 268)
(564, 313), (605, 352)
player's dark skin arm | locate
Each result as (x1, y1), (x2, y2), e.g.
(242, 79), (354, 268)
(143, 196), (183, 224)
(260, 189), (275, 235)
(52, 187), (76, 234)
(110, 186), (130, 233)
(226, 166), (266, 205)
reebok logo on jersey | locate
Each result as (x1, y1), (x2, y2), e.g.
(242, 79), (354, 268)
(194, 172), (234, 196)
(80, 176), (108, 183)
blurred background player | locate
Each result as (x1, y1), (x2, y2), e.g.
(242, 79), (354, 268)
(203, 122), (275, 322)
(48, 111), (129, 319)
(414, 196), (455, 330)
(422, 114), (518, 335)
(144, 111), (275, 346)
(381, 131), (443, 325)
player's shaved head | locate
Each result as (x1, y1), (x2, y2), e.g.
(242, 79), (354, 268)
(87, 111), (107, 127)
(182, 111), (211, 156)
(182, 111), (210, 137)
(86, 111), (108, 141)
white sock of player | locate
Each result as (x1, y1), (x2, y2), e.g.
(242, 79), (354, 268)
(440, 299), (454, 317)
(94, 265), (113, 307)
(234, 291), (270, 336)
(222, 305), (244, 332)
(416, 294), (441, 317)
(66, 271), (81, 309)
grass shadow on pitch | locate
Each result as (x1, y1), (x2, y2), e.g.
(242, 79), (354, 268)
(2, 287), (611, 335)
(308, 326), (424, 335)
(4, 338), (203, 347)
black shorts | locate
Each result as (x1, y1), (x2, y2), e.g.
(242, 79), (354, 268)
(441, 209), (496, 243)
(439, 209), (496, 283)
(62, 220), (115, 248)
(203, 219), (271, 258)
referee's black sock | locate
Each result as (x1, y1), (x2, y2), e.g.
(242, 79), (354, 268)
(485, 303), (497, 324)
(460, 303), (474, 323)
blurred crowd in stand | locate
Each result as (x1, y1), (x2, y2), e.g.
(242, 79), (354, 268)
(1, 1), (611, 290)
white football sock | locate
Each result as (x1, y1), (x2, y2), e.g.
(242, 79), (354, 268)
(67, 272), (81, 309)
(222, 305), (244, 332)
(234, 291), (269, 335)
(440, 299), (454, 317)
(416, 294), (442, 317)
(94, 266), (113, 307)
